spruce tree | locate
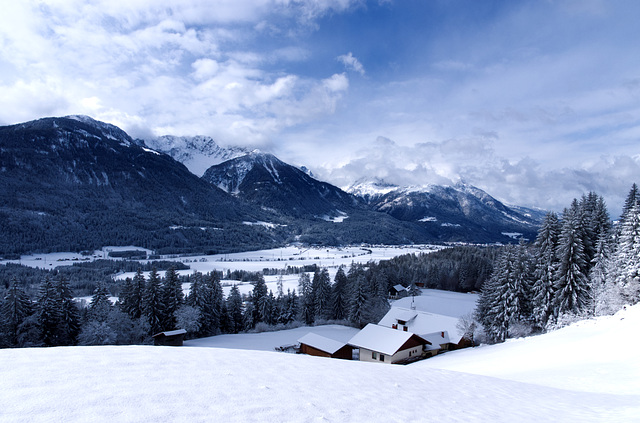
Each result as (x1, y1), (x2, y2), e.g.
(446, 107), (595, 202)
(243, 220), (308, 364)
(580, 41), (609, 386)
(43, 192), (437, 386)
(614, 202), (640, 304)
(620, 183), (639, 221)
(55, 275), (80, 345)
(89, 281), (113, 323)
(226, 285), (243, 334)
(252, 275), (268, 323)
(313, 268), (332, 321)
(120, 269), (145, 319)
(298, 272), (314, 325)
(330, 266), (349, 321)
(162, 267), (184, 330)
(553, 203), (591, 317)
(349, 275), (368, 328)
(1, 279), (33, 346)
(531, 212), (560, 329)
(36, 277), (61, 346)
(142, 268), (164, 335)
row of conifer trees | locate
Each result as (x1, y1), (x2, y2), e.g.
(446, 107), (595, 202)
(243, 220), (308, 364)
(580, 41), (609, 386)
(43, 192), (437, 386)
(476, 184), (640, 343)
(0, 259), (394, 347)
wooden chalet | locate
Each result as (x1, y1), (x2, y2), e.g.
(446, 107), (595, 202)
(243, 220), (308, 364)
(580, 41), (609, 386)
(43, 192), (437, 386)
(347, 324), (431, 364)
(152, 329), (187, 346)
(297, 333), (352, 360)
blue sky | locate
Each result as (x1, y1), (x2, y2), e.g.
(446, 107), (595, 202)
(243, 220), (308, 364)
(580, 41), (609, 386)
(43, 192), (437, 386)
(1, 0), (639, 214)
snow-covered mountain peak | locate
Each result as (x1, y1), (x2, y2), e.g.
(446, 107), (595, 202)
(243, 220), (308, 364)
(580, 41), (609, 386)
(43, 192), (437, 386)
(345, 177), (400, 200)
(145, 135), (249, 176)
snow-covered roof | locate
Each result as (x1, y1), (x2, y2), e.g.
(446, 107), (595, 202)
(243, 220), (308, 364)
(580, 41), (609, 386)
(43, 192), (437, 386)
(379, 307), (463, 344)
(421, 331), (452, 350)
(393, 309), (417, 323)
(153, 329), (187, 337)
(392, 284), (407, 292)
(297, 333), (348, 355)
(348, 324), (430, 356)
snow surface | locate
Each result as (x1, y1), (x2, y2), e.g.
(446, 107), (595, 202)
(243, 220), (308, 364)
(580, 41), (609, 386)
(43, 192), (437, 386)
(2, 306), (639, 422)
(420, 305), (640, 396)
(392, 289), (479, 318)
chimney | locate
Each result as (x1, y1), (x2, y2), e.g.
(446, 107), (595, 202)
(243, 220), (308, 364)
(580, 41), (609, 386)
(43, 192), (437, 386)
(441, 331), (444, 338)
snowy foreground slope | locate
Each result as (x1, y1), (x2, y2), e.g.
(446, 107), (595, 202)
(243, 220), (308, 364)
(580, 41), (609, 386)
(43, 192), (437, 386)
(2, 307), (640, 422)
(420, 304), (640, 396)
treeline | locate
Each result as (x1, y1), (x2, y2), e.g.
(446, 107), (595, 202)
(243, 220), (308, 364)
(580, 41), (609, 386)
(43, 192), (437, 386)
(0, 260), (188, 297)
(369, 246), (497, 292)
(0, 261), (394, 347)
(476, 186), (640, 343)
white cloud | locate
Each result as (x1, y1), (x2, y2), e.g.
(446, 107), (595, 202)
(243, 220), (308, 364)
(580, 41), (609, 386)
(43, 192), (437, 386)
(337, 52), (365, 75)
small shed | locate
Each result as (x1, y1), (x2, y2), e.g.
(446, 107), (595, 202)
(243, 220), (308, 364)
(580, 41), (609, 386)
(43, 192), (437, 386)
(297, 333), (352, 360)
(389, 284), (408, 299)
(152, 329), (187, 346)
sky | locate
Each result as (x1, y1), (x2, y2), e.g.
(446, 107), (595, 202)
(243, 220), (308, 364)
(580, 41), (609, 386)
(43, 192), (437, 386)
(1, 0), (640, 214)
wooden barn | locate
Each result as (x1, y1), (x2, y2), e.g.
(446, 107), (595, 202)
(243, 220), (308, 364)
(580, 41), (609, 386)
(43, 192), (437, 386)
(152, 329), (187, 346)
(297, 333), (353, 360)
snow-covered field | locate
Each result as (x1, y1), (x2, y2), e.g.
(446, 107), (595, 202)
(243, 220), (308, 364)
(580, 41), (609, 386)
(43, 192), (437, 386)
(2, 244), (439, 273)
(2, 305), (640, 422)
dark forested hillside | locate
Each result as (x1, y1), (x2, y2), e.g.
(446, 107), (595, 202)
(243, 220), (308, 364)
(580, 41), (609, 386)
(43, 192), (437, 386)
(0, 116), (284, 255)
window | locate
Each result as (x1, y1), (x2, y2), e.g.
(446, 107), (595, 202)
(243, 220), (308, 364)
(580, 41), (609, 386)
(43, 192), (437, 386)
(380, 354), (385, 362)
(392, 324), (397, 329)
(403, 326), (408, 332)
(372, 352), (377, 360)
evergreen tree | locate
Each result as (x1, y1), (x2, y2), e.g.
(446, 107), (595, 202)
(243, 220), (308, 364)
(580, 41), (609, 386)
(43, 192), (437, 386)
(36, 277), (61, 346)
(226, 285), (243, 334)
(553, 203), (591, 316)
(330, 266), (349, 321)
(312, 268), (332, 321)
(142, 268), (164, 335)
(120, 269), (145, 319)
(55, 275), (80, 345)
(620, 183), (639, 221)
(162, 267), (184, 330)
(476, 245), (533, 342)
(252, 275), (269, 323)
(348, 275), (368, 328)
(89, 281), (113, 323)
(531, 212), (560, 329)
(280, 289), (298, 324)
(590, 232), (617, 316)
(613, 202), (640, 304)
(298, 272), (314, 325)
(1, 279), (33, 346)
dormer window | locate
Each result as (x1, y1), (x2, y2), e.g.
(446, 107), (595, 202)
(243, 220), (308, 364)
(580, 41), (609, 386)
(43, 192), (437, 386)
(397, 319), (407, 325)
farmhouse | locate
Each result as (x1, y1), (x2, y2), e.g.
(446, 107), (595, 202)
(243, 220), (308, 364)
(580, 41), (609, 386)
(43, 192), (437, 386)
(297, 333), (353, 360)
(378, 307), (467, 350)
(348, 323), (431, 364)
(152, 329), (187, 346)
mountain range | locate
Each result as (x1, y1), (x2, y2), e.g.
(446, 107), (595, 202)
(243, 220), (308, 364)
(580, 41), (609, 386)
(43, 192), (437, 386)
(0, 116), (543, 256)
